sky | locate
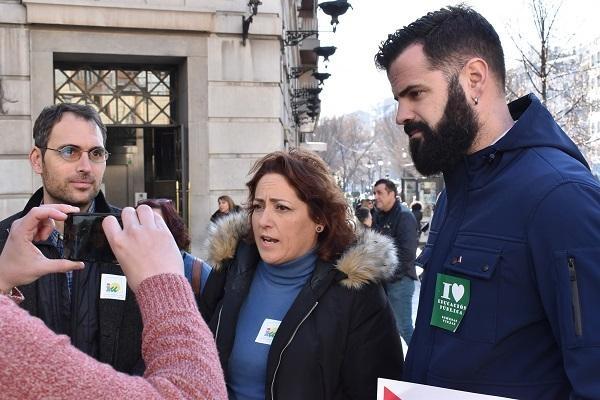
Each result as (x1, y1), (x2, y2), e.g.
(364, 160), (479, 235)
(316, 0), (598, 117)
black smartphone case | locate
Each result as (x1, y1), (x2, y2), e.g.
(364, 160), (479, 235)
(63, 213), (121, 264)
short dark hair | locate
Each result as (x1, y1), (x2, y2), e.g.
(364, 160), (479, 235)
(374, 178), (397, 196)
(137, 198), (190, 250)
(33, 103), (107, 154)
(374, 5), (506, 89)
(246, 149), (356, 262)
(411, 201), (423, 211)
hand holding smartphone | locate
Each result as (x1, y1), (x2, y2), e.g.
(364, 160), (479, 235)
(63, 213), (122, 264)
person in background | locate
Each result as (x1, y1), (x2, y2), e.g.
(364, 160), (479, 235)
(199, 149), (404, 399)
(372, 178), (419, 347)
(355, 206), (373, 229)
(210, 195), (240, 223)
(137, 198), (212, 295)
(375, 5), (600, 398)
(410, 201), (423, 228)
(0, 204), (227, 399)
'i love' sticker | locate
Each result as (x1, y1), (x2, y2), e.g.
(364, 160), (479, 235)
(430, 273), (470, 332)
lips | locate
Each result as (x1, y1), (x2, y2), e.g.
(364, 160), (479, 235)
(70, 180), (94, 189)
(261, 235), (279, 244)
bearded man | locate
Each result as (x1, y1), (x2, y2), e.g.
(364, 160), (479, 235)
(375, 5), (600, 399)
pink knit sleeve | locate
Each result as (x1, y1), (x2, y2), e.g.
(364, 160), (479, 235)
(0, 274), (227, 399)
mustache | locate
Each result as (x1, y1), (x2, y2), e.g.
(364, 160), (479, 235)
(69, 174), (95, 183)
(404, 121), (432, 136)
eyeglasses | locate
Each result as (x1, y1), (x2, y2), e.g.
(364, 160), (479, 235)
(41, 145), (110, 163)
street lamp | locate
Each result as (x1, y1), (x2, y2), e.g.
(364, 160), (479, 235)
(377, 159), (384, 178)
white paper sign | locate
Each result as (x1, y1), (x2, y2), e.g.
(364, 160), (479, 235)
(100, 273), (127, 301)
(377, 378), (514, 400)
(255, 318), (281, 345)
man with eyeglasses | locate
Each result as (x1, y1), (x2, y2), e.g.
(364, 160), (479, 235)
(0, 103), (145, 374)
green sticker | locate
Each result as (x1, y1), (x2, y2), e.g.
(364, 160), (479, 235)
(430, 273), (470, 332)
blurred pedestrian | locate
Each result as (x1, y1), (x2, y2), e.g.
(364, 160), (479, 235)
(0, 204), (227, 399)
(372, 179), (418, 347)
(210, 195), (240, 223)
(200, 149), (404, 399)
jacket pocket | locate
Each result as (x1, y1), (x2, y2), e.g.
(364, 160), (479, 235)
(553, 249), (600, 348)
(441, 242), (502, 344)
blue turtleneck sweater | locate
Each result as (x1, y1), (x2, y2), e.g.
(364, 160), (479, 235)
(227, 250), (317, 400)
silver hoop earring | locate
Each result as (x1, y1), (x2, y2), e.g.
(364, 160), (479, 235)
(473, 96), (479, 105)
(316, 225), (324, 233)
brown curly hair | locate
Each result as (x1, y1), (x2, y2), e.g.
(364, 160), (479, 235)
(136, 198), (190, 251)
(245, 149), (356, 262)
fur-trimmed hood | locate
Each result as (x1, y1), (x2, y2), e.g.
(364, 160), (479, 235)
(203, 212), (399, 289)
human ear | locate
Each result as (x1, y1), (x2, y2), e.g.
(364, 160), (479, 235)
(29, 147), (43, 174)
(462, 57), (488, 102)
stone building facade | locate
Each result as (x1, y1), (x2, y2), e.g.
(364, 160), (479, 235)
(0, 0), (321, 250)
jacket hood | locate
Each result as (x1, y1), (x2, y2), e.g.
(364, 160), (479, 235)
(496, 94), (589, 169)
(203, 212), (399, 289)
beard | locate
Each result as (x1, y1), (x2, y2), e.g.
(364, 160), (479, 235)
(41, 167), (101, 208)
(405, 75), (479, 176)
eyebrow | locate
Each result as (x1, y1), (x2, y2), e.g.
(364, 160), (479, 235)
(395, 84), (424, 100)
(253, 197), (290, 204)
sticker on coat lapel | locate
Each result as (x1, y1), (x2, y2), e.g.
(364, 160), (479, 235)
(430, 273), (470, 332)
(255, 318), (281, 345)
(100, 274), (127, 301)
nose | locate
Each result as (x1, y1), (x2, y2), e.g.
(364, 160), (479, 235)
(76, 151), (93, 173)
(395, 101), (415, 126)
(256, 205), (273, 228)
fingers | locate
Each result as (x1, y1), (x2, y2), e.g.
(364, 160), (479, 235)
(41, 259), (85, 275)
(102, 214), (122, 244)
(15, 205), (80, 232)
(136, 205), (157, 227)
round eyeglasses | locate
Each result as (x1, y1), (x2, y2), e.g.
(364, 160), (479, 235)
(41, 145), (110, 163)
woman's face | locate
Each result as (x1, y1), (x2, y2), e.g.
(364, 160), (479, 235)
(251, 173), (319, 265)
(218, 199), (230, 213)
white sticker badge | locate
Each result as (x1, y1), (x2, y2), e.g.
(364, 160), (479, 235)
(255, 318), (281, 345)
(100, 274), (127, 301)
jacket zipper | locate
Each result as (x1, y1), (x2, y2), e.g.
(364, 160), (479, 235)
(568, 257), (583, 337)
(270, 301), (319, 400)
(215, 304), (224, 341)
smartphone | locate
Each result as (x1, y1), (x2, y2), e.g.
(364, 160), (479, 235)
(63, 213), (122, 264)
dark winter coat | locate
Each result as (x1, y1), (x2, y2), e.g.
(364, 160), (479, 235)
(0, 188), (144, 374)
(199, 213), (404, 400)
(373, 200), (418, 281)
(405, 94), (600, 399)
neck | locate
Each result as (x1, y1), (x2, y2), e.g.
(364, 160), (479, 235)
(469, 98), (515, 154)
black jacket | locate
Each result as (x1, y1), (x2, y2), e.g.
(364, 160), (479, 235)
(199, 213), (404, 400)
(373, 200), (418, 280)
(0, 188), (144, 374)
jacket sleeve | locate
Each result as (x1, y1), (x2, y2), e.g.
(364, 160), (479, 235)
(340, 282), (404, 399)
(0, 274), (227, 399)
(394, 210), (418, 270)
(528, 181), (600, 399)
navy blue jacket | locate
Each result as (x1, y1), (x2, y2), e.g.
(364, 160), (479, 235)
(404, 94), (600, 399)
(373, 200), (418, 281)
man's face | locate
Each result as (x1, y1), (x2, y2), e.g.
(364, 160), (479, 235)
(373, 184), (396, 212)
(30, 112), (106, 210)
(387, 44), (479, 175)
